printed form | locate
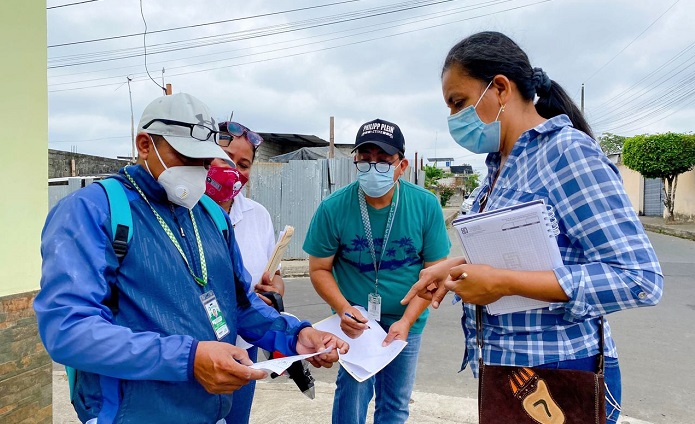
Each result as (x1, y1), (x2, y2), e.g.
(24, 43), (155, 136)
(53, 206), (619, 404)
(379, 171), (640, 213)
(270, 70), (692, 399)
(313, 306), (407, 382)
(453, 200), (563, 315)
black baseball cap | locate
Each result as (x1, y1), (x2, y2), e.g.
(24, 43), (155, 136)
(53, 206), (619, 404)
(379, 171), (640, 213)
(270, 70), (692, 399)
(351, 118), (405, 156)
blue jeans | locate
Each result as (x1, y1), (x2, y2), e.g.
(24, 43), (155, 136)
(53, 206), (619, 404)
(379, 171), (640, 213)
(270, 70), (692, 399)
(332, 327), (422, 424)
(226, 346), (258, 424)
(535, 355), (622, 424)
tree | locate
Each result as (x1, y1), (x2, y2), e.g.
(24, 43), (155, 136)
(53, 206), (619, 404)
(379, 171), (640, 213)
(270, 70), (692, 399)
(598, 132), (626, 155)
(438, 184), (456, 207)
(463, 172), (481, 196)
(622, 132), (695, 221)
(424, 165), (444, 188)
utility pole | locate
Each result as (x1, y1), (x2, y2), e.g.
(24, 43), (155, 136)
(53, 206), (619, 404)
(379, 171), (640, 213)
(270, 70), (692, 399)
(581, 83), (585, 114)
(127, 76), (135, 163)
(161, 68), (166, 95)
(329, 116), (335, 159)
(414, 151), (418, 184)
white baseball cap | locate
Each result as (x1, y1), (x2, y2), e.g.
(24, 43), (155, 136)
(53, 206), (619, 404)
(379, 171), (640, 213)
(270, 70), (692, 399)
(137, 93), (229, 161)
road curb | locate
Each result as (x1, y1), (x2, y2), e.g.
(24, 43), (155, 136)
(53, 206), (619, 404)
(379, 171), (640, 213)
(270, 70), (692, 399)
(642, 222), (695, 242)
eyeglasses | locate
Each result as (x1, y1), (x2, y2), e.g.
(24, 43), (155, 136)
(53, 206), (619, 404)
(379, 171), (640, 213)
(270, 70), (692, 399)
(354, 160), (399, 173)
(142, 119), (219, 143)
(218, 121), (264, 148)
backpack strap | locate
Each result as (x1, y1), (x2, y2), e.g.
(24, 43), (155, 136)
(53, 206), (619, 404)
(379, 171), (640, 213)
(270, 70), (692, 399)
(199, 194), (229, 240)
(96, 178), (132, 262)
(65, 179), (132, 403)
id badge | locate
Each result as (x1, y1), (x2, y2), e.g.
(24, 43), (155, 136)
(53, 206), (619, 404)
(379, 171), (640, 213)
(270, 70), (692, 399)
(200, 291), (230, 341)
(368, 292), (381, 322)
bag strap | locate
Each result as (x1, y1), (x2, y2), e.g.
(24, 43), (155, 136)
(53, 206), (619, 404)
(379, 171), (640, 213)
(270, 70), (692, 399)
(96, 178), (132, 262)
(475, 305), (605, 375)
(199, 194), (229, 241)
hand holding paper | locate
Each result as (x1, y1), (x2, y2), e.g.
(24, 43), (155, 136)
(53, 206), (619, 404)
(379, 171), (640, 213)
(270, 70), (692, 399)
(314, 306), (407, 382)
(250, 347), (333, 375)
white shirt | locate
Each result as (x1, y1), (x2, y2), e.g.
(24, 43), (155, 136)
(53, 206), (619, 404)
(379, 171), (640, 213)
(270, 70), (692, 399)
(228, 192), (276, 290)
(229, 192), (277, 351)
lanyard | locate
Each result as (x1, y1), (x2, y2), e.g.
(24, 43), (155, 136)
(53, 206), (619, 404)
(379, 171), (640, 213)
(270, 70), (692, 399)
(357, 182), (400, 295)
(124, 168), (208, 286)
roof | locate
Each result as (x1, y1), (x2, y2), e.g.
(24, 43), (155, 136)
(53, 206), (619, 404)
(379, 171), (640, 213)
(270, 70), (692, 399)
(269, 146), (350, 162)
(258, 133), (328, 147)
(427, 157), (455, 162)
(450, 165), (474, 175)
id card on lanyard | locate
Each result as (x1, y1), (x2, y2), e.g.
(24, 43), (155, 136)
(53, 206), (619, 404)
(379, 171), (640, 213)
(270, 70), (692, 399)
(358, 183), (399, 322)
(200, 291), (230, 340)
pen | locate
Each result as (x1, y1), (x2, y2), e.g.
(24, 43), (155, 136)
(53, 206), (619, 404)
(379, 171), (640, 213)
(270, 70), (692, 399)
(344, 312), (371, 329)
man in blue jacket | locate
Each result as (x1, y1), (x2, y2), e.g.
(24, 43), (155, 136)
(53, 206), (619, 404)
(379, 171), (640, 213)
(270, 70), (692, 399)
(34, 93), (347, 424)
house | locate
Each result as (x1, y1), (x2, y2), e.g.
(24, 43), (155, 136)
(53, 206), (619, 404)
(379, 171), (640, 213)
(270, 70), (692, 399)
(611, 153), (695, 220)
(255, 133), (330, 162)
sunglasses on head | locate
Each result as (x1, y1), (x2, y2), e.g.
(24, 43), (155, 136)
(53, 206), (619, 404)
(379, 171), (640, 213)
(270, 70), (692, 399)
(218, 121), (263, 148)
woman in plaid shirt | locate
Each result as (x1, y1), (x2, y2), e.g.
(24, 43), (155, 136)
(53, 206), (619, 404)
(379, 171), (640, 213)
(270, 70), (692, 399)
(403, 31), (663, 424)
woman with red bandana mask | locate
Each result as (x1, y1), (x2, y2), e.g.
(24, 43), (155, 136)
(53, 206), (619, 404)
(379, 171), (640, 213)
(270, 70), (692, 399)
(205, 121), (284, 424)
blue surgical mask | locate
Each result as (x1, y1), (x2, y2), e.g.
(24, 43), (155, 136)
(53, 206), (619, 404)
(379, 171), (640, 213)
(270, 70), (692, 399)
(447, 80), (504, 154)
(357, 161), (400, 198)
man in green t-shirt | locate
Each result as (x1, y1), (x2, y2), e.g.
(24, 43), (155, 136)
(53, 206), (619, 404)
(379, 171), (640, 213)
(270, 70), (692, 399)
(303, 118), (450, 424)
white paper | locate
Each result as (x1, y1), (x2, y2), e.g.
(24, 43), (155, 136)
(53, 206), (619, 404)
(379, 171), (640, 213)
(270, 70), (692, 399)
(313, 306), (407, 382)
(249, 347), (332, 375)
(452, 200), (562, 315)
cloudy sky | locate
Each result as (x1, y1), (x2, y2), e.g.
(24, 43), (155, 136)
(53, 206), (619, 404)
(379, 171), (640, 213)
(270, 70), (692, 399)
(47, 0), (695, 174)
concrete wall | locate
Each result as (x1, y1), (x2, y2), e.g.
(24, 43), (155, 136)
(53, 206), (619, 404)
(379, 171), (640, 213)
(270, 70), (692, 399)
(255, 142), (284, 163)
(618, 164), (644, 214)
(617, 163), (694, 221)
(49, 149), (130, 178)
(673, 169), (695, 221)
(0, 1), (52, 423)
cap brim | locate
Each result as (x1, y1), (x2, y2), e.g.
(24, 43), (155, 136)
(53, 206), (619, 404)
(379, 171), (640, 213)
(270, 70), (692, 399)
(350, 140), (400, 156)
(165, 135), (230, 162)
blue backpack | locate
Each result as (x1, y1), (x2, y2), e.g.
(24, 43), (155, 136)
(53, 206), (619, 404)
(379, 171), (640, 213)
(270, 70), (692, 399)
(65, 177), (247, 402)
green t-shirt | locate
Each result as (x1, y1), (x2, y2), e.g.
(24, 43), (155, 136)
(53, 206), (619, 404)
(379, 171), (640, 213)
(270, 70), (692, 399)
(303, 180), (450, 333)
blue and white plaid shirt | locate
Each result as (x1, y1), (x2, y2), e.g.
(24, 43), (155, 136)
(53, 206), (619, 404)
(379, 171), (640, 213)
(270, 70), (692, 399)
(462, 115), (663, 377)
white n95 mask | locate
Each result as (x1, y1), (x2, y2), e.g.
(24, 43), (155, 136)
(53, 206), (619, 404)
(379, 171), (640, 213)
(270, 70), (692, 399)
(147, 138), (208, 209)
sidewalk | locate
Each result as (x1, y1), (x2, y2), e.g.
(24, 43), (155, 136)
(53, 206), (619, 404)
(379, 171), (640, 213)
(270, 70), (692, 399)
(639, 216), (695, 241)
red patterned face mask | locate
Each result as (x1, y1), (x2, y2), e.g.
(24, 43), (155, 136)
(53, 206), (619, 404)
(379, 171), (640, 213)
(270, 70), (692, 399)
(205, 165), (248, 203)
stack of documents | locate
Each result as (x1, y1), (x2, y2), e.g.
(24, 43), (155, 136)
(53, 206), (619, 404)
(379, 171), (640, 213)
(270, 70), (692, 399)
(452, 199), (563, 315)
(313, 306), (407, 382)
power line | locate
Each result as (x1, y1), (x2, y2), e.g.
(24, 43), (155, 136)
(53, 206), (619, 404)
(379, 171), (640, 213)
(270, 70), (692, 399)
(48, 0), (360, 48)
(47, 0), (101, 10)
(48, 0), (550, 93)
(584, 0), (679, 83)
(47, 0), (460, 68)
(48, 0), (514, 87)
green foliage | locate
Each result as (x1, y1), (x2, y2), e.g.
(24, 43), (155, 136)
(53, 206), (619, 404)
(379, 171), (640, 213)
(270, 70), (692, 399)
(438, 184), (456, 207)
(463, 172), (481, 195)
(623, 133), (695, 179)
(424, 165), (444, 188)
(598, 132), (626, 155)
(623, 132), (695, 220)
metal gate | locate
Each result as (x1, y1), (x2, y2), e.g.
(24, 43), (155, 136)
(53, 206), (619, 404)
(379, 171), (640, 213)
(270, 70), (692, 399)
(643, 178), (664, 216)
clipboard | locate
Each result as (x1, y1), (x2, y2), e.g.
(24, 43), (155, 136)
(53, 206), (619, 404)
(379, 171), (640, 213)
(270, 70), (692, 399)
(261, 225), (294, 280)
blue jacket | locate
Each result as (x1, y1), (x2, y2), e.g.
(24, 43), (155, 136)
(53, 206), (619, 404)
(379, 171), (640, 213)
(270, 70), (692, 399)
(34, 165), (311, 424)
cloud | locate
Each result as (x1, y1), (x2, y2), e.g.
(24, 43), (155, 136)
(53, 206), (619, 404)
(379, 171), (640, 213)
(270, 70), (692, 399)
(47, 0), (695, 171)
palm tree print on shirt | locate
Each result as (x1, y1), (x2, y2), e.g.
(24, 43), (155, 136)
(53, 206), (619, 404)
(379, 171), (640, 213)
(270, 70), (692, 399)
(339, 234), (421, 272)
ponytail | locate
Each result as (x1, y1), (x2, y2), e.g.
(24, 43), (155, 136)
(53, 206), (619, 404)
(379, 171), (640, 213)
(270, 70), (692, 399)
(443, 32), (593, 138)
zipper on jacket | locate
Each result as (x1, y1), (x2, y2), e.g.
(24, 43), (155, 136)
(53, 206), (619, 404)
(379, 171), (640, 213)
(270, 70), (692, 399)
(170, 205), (186, 238)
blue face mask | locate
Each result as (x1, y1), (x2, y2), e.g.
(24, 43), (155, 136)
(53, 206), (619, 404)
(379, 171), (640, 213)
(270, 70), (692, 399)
(447, 81), (504, 154)
(357, 161), (400, 198)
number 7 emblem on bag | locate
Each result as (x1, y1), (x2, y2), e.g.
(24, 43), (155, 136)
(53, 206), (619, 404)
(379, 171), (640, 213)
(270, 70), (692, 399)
(509, 367), (565, 424)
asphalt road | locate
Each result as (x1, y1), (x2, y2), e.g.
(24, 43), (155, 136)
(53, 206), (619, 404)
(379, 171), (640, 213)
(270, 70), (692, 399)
(281, 229), (695, 424)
